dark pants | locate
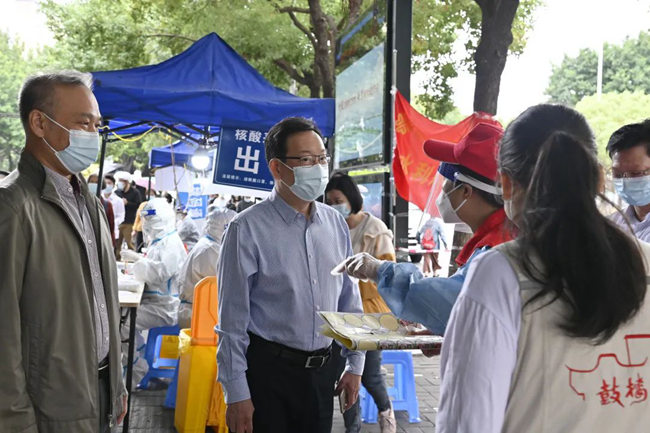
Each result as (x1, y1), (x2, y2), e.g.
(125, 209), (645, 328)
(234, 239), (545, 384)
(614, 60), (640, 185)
(244, 335), (341, 433)
(343, 350), (391, 433)
(99, 365), (111, 433)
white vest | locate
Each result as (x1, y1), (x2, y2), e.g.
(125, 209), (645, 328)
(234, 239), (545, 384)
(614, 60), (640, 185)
(495, 240), (650, 433)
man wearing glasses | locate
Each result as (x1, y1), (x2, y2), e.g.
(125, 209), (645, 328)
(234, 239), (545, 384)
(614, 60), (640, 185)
(608, 119), (650, 241)
(216, 117), (365, 433)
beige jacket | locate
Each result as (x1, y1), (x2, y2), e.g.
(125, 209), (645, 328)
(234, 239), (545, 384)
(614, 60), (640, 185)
(0, 151), (125, 433)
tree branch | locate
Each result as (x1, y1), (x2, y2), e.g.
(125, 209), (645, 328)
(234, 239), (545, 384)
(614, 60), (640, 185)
(337, 0), (363, 32)
(273, 59), (311, 86)
(141, 33), (197, 43)
(278, 8), (317, 47)
(277, 6), (311, 14)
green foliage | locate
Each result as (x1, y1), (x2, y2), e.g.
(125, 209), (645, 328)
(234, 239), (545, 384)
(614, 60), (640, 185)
(547, 31), (650, 106)
(35, 0), (540, 168)
(575, 91), (650, 162)
(412, 0), (540, 119)
(0, 32), (35, 171)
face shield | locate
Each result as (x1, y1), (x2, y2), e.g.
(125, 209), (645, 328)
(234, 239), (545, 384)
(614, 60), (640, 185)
(421, 169), (473, 234)
(204, 206), (237, 242)
(141, 198), (176, 243)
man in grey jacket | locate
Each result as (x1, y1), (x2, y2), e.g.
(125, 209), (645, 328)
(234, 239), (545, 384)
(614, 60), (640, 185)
(0, 71), (127, 432)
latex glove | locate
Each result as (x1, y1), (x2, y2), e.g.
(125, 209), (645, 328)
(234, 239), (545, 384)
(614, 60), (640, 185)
(344, 252), (384, 282)
(121, 249), (143, 263)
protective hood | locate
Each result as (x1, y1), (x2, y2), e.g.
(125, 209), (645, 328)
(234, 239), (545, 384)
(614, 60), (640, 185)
(205, 205), (237, 242)
(141, 198), (176, 242)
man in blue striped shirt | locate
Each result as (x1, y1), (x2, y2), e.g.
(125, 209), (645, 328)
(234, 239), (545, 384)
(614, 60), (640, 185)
(216, 117), (365, 433)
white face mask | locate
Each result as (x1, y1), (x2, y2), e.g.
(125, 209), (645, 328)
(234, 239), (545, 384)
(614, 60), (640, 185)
(278, 160), (329, 202)
(435, 184), (467, 224)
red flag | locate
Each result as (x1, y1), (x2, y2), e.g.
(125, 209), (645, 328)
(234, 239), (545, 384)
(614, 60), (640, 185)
(393, 91), (500, 214)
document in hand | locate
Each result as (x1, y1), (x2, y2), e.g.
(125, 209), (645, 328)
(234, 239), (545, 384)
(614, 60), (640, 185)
(319, 311), (443, 351)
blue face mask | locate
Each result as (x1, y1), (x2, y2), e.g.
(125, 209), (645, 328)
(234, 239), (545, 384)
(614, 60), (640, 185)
(103, 185), (113, 194)
(41, 112), (100, 174)
(88, 183), (98, 195)
(331, 203), (351, 218)
(613, 175), (650, 206)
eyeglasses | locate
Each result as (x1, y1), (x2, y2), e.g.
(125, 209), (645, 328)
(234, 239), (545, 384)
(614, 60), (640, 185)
(283, 154), (331, 166)
(610, 168), (650, 179)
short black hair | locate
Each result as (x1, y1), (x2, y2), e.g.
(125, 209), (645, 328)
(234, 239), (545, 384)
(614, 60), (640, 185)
(264, 117), (323, 163)
(606, 119), (650, 158)
(325, 172), (363, 214)
(104, 174), (116, 184)
(453, 165), (503, 208)
(18, 71), (93, 129)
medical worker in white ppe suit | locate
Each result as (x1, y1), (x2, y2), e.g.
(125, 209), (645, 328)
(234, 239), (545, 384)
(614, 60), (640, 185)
(121, 198), (188, 386)
(177, 204), (237, 328)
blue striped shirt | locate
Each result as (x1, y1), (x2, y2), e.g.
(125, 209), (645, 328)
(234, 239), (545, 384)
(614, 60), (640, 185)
(216, 188), (365, 403)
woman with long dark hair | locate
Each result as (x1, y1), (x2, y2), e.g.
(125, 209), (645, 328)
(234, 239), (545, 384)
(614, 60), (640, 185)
(437, 104), (650, 432)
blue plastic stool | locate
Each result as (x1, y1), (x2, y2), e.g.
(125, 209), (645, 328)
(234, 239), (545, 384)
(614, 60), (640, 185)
(360, 350), (420, 423)
(138, 325), (180, 389)
(163, 362), (180, 408)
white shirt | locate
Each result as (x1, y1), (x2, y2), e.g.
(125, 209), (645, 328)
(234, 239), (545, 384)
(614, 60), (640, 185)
(438, 249), (521, 433)
(105, 192), (125, 237)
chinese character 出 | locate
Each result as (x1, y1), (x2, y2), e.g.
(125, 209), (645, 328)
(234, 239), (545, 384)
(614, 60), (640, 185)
(234, 145), (260, 174)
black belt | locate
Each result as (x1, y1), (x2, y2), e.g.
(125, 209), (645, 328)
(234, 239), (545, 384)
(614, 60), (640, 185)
(248, 333), (332, 369)
(98, 357), (109, 372)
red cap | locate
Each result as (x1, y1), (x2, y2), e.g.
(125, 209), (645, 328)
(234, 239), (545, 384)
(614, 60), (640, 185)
(423, 122), (504, 181)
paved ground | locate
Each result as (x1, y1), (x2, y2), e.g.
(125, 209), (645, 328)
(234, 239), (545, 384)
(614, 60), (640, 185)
(125, 351), (440, 433)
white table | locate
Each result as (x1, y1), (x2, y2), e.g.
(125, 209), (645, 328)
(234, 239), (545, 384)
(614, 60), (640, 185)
(118, 273), (144, 433)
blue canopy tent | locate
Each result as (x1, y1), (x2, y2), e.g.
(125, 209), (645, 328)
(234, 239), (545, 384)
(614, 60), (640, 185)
(91, 32), (334, 198)
(149, 140), (214, 169)
(93, 32), (334, 135)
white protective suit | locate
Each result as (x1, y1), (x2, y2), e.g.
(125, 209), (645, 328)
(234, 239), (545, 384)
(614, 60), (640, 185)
(177, 214), (201, 251)
(121, 198), (188, 387)
(177, 206), (237, 328)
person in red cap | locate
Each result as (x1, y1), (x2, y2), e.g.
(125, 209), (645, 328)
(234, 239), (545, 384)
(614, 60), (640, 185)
(342, 122), (514, 337)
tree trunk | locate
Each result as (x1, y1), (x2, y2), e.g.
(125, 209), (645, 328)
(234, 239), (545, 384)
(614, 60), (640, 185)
(473, 0), (520, 115)
(308, 0), (336, 97)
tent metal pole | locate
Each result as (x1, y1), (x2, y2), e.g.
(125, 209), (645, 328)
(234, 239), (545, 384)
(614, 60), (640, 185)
(96, 131), (108, 198)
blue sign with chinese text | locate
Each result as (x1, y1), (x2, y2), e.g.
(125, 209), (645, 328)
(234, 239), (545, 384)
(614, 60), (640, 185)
(213, 127), (275, 191)
(177, 182), (209, 219)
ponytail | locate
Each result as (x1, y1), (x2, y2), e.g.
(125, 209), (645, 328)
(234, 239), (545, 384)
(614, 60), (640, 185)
(500, 104), (647, 343)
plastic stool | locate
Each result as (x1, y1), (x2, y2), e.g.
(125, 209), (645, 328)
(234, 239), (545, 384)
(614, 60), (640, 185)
(139, 325), (180, 389)
(164, 363), (180, 408)
(360, 350), (420, 423)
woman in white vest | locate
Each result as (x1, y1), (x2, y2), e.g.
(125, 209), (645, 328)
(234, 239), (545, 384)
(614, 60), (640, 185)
(437, 104), (650, 433)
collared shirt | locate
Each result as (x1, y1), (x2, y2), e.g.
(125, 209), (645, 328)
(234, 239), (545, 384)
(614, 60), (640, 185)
(610, 205), (650, 242)
(45, 167), (110, 362)
(455, 208), (513, 266)
(216, 188), (365, 404)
